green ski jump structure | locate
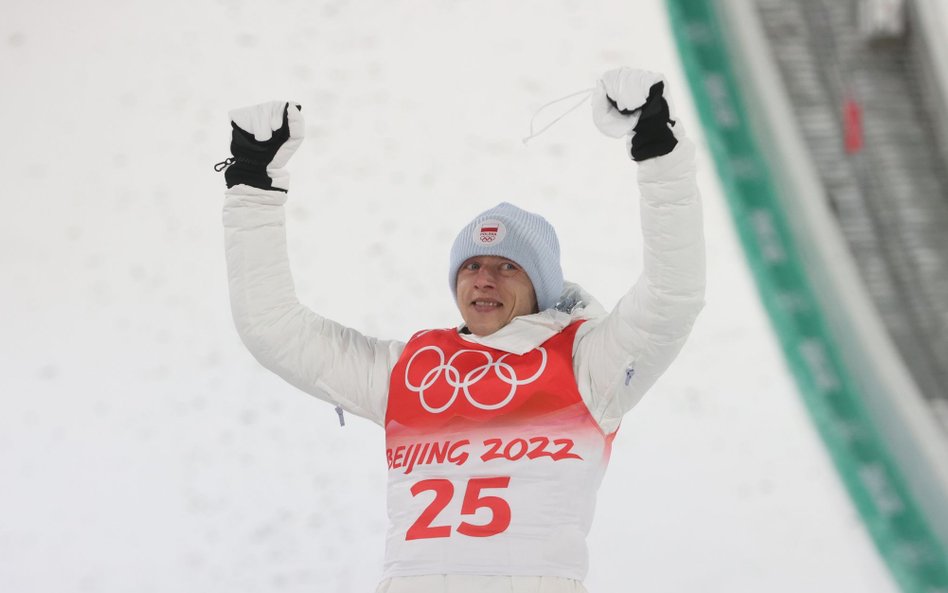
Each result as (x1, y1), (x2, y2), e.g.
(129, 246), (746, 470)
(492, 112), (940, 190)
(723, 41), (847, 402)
(666, 1), (948, 592)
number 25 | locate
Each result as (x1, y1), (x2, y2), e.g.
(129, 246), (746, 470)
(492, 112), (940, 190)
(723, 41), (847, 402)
(406, 477), (511, 540)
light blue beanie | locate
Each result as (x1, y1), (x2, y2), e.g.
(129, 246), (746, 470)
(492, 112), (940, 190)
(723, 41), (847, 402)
(449, 202), (563, 311)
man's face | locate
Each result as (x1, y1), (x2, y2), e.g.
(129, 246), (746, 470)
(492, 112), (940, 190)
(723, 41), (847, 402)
(455, 256), (538, 336)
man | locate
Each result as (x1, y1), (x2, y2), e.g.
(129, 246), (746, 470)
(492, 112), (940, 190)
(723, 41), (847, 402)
(221, 67), (705, 593)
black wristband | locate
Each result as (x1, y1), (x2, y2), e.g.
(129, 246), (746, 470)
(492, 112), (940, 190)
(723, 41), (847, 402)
(223, 159), (284, 192)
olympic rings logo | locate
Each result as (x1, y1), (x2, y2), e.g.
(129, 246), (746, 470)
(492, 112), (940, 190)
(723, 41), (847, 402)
(404, 346), (548, 414)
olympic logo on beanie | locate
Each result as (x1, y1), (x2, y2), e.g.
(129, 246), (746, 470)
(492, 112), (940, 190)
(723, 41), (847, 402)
(476, 220), (507, 244)
(449, 202), (563, 312)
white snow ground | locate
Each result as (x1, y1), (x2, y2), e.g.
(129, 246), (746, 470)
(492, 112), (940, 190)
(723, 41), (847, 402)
(0, 1), (905, 592)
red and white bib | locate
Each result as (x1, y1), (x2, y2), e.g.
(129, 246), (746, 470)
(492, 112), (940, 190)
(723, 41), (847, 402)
(382, 321), (616, 580)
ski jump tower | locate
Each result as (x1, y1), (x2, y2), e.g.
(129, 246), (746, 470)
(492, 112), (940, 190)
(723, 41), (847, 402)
(667, 1), (948, 591)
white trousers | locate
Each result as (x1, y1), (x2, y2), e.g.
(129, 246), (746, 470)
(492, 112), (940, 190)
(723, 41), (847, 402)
(375, 575), (589, 593)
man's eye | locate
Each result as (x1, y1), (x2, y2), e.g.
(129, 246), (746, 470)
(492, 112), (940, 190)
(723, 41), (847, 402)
(500, 262), (516, 271)
(466, 263), (480, 271)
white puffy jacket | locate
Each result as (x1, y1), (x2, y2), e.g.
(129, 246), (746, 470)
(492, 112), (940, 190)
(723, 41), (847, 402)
(223, 137), (705, 593)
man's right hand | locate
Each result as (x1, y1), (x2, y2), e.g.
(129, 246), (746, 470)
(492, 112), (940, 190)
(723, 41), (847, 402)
(222, 101), (304, 192)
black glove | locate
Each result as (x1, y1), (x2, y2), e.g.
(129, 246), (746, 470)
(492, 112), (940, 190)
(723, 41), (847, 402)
(216, 101), (303, 192)
(592, 68), (679, 161)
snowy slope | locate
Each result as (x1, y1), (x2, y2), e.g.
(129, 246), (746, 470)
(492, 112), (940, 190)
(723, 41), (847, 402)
(0, 1), (899, 592)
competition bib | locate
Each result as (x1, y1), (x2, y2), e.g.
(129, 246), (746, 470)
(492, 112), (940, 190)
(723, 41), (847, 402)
(382, 322), (615, 580)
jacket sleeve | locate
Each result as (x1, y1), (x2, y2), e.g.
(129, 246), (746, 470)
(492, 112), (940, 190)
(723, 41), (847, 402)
(573, 137), (706, 433)
(222, 184), (404, 426)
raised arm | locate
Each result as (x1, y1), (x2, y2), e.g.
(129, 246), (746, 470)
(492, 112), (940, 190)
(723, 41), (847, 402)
(576, 69), (706, 433)
(221, 102), (403, 426)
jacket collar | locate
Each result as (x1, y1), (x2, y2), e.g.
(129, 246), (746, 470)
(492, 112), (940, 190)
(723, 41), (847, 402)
(456, 282), (605, 355)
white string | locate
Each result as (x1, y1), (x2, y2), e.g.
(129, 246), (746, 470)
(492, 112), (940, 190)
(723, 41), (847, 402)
(522, 87), (596, 145)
